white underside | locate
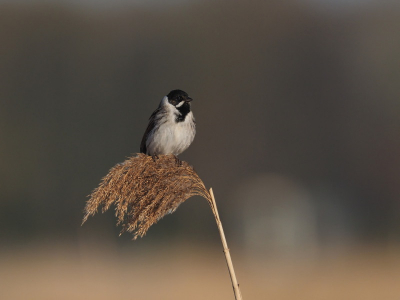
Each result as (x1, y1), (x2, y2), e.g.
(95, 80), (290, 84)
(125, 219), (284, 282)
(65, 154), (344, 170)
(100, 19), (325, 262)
(146, 97), (195, 156)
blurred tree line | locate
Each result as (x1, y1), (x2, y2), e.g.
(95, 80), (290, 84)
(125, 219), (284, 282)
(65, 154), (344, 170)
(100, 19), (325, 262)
(0, 0), (399, 247)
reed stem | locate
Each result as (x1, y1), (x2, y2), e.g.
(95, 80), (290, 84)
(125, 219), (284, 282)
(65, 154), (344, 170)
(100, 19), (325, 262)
(209, 188), (243, 300)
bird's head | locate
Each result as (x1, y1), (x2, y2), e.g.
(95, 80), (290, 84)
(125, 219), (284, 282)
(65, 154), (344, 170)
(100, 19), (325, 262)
(166, 89), (193, 107)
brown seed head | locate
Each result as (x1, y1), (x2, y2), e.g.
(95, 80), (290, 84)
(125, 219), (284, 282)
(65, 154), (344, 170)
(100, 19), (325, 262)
(82, 154), (211, 239)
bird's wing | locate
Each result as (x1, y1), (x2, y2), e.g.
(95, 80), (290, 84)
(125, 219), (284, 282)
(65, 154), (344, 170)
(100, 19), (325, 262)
(140, 108), (161, 154)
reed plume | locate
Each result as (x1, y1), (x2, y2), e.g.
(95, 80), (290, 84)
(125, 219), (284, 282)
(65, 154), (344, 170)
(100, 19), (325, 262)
(82, 153), (210, 239)
(83, 153), (243, 299)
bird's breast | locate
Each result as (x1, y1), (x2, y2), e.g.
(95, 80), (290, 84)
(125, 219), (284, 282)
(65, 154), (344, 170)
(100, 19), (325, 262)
(147, 112), (195, 156)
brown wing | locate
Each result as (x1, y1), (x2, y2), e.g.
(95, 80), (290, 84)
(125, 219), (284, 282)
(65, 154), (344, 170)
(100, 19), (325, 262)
(140, 108), (161, 154)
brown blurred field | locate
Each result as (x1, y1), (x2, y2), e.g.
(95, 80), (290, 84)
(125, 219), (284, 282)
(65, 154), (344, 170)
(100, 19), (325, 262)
(1, 242), (399, 300)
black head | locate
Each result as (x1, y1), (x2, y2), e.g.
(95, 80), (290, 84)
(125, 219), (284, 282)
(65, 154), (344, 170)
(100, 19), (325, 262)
(167, 89), (193, 106)
(167, 89), (193, 122)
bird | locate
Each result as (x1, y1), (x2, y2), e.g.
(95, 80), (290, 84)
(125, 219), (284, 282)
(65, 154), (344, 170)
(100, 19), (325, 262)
(140, 89), (196, 157)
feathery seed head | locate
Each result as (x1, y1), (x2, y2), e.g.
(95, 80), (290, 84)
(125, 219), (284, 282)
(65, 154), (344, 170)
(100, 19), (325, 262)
(82, 154), (211, 239)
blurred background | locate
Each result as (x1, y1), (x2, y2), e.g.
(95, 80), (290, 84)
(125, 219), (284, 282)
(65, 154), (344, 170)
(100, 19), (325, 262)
(1, 0), (400, 299)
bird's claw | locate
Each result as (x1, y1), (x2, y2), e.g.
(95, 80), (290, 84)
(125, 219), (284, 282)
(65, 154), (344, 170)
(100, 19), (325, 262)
(174, 156), (182, 167)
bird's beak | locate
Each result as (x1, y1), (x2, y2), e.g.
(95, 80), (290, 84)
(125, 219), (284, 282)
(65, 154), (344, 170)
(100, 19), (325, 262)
(185, 97), (193, 102)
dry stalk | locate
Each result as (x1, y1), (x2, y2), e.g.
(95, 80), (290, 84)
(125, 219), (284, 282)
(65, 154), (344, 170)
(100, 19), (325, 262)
(83, 153), (243, 299)
(208, 188), (243, 300)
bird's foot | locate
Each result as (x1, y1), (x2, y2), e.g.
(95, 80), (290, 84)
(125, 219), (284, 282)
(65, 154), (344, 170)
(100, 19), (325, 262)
(174, 155), (182, 167)
(152, 154), (159, 162)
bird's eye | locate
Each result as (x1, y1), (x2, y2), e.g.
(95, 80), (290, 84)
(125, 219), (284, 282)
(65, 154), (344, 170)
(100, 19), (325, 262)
(170, 99), (177, 105)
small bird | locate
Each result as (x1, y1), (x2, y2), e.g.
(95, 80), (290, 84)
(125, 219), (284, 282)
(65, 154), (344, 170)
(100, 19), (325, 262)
(140, 90), (196, 156)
